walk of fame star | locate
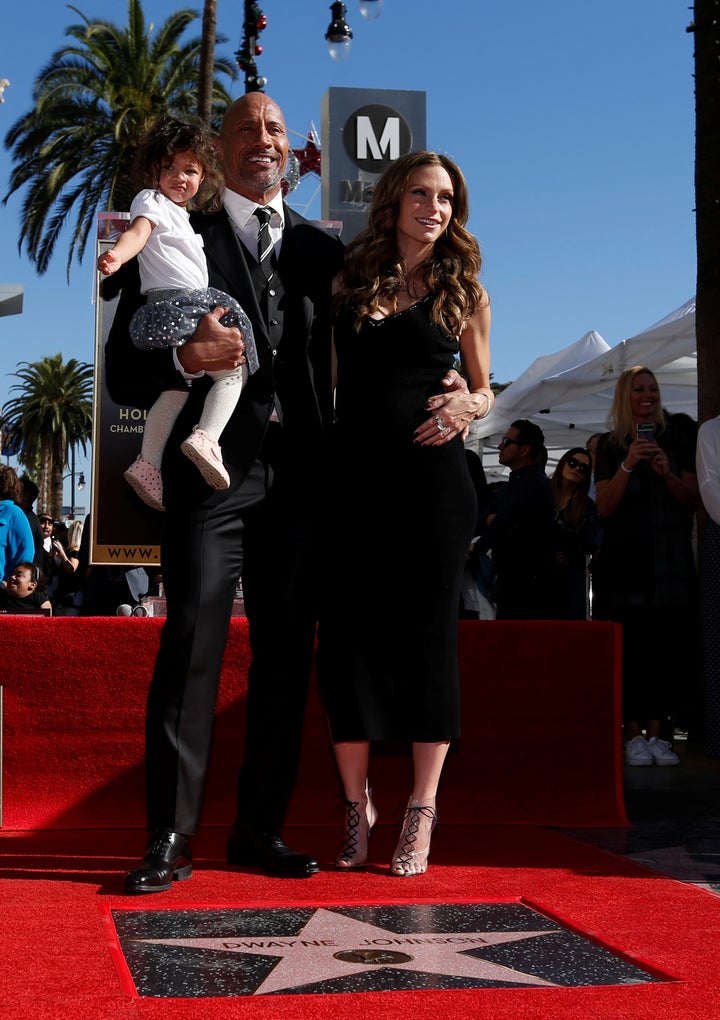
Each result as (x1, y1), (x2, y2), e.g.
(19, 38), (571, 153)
(136, 908), (562, 993)
(109, 902), (663, 998)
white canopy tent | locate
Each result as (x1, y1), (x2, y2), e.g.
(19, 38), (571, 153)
(0, 284), (23, 317)
(470, 297), (697, 477)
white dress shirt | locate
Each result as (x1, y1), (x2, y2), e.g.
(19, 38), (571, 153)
(697, 415), (720, 525)
(221, 188), (285, 263)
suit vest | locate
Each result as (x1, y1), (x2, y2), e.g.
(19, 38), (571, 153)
(242, 240), (284, 421)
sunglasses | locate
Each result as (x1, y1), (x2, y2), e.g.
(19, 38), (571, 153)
(567, 457), (590, 475)
(500, 436), (524, 448)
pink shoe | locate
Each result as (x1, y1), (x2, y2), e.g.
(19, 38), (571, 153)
(180, 428), (230, 489)
(124, 456), (165, 511)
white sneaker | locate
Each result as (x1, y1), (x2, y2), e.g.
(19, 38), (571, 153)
(647, 736), (680, 767)
(625, 735), (654, 766)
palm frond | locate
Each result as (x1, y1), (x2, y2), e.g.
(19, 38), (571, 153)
(3, 0), (236, 277)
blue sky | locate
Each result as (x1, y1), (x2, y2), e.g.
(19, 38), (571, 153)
(0, 1), (697, 502)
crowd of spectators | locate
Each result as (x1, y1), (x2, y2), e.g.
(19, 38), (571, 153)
(0, 469), (135, 616)
(463, 366), (706, 766)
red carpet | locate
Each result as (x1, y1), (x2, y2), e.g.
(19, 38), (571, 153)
(3, 825), (720, 1018)
(2, 618), (717, 1017)
(1, 617), (626, 830)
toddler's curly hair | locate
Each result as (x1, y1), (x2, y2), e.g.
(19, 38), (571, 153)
(133, 115), (223, 212)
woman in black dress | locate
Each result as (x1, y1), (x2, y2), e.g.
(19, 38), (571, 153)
(317, 151), (492, 876)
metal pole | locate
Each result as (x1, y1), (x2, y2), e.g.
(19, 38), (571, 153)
(70, 446), (76, 519)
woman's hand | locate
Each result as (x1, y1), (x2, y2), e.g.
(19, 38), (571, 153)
(623, 436), (660, 471)
(649, 446), (671, 478)
(52, 539), (78, 571)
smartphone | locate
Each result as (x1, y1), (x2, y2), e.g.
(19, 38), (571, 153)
(636, 423), (655, 441)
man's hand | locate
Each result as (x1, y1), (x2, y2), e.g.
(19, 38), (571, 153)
(415, 369), (473, 446)
(436, 368), (470, 397)
(177, 306), (246, 374)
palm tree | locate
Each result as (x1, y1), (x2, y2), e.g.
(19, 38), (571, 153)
(3, 0), (236, 277)
(1, 355), (93, 518)
(198, 0), (218, 126)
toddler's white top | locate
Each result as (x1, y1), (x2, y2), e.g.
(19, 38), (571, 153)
(130, 189), (208, 293)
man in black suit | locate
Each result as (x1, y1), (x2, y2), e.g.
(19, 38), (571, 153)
(471, 419), (555, 620)
(105, 92), (345, 892)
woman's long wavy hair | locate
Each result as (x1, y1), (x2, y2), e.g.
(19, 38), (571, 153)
(607, 365), (665, 450)
(550, 447), (593, 529)
(333, 150), (485, 335)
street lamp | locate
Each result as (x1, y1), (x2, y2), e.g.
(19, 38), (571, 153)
(326, 2), (353, 61)
(237, 2), (386, 90)
(326, 1), (384, 59)
(64, 446), (86, 519)
(358, 0), (383, 20)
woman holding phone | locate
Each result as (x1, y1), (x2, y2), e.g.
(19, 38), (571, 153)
(592, 366), (699, 766)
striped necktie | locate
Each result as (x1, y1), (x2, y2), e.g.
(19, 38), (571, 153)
(253, 205), (274, 279)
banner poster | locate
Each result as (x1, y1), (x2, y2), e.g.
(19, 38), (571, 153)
(91, 213), (162, 566)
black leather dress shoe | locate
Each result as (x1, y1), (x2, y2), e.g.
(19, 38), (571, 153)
(124, 830), (192, 894)
(227, 831), (320, 877)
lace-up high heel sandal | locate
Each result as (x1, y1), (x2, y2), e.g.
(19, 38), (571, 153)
(391, 801), (437, 877)
(335, 793), (377, 870)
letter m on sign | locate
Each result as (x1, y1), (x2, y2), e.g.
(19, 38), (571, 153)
(356, 116), (400, 160)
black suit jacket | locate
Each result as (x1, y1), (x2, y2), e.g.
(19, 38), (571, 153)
(105, 203), (345, 509)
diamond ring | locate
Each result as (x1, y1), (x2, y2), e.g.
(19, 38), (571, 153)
(435, 416), (447, 432)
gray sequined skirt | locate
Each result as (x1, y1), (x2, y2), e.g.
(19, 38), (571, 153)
(130, 286), (259, 375)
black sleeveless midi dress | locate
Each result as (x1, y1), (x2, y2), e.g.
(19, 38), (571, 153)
(316, 297), (477, 742)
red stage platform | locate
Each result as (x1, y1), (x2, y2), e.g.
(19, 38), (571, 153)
(0, 617), (626, 831)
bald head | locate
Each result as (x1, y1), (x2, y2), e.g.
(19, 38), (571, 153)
(217, 92), (289, 204)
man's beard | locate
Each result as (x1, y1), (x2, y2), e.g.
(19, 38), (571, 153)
(253, 165), (285, 193)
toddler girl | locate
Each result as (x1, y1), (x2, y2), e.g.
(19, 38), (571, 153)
(98, 115), (258, 510)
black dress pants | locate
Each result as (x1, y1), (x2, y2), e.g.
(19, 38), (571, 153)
(145, 450), (321, 835)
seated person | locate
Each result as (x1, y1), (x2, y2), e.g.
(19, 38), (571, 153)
(0, 562), (53, 614)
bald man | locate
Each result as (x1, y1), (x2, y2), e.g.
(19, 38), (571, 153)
(107, 93), (345, 890)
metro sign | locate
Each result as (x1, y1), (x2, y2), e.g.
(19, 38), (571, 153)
(322, 88), (426, 237)
(343, 104), (413, 172)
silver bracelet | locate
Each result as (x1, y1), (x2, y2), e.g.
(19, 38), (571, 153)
(620, 461), (633, 474)
(475, 391), (494, 420)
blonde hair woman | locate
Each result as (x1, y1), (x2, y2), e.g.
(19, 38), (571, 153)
(593, 366), (699, 766)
